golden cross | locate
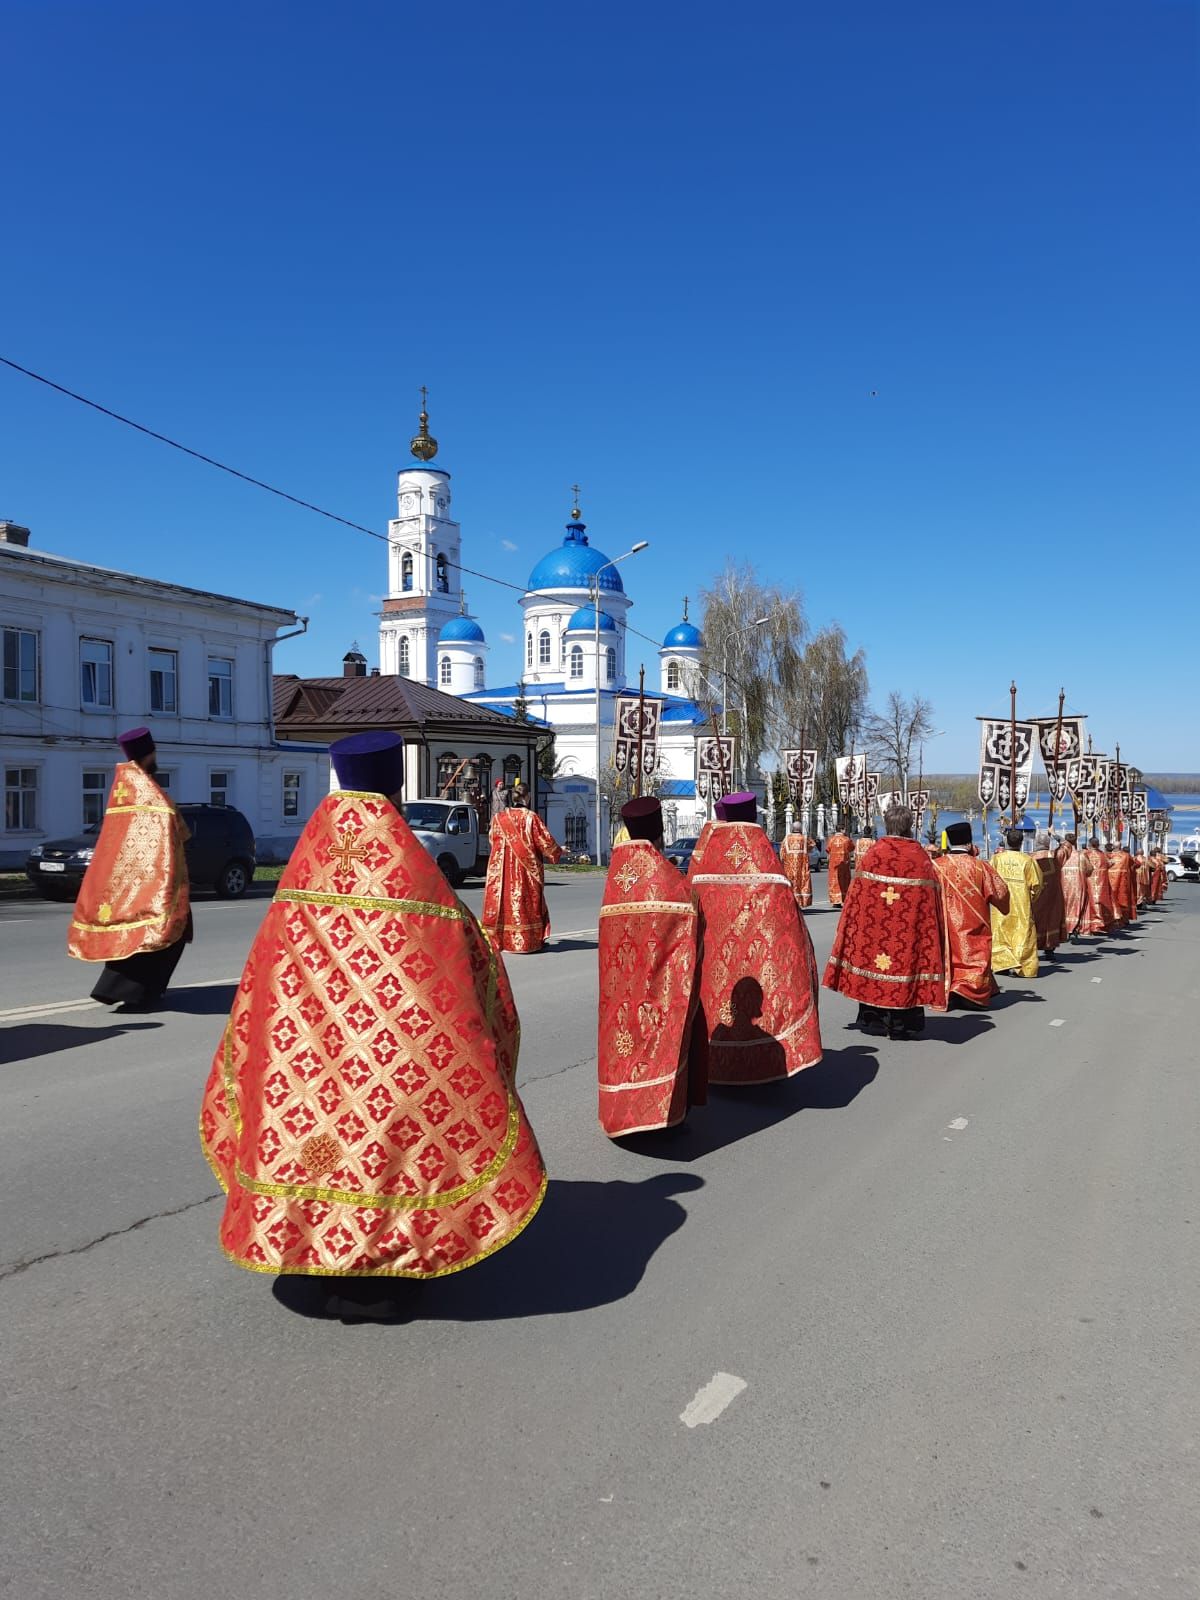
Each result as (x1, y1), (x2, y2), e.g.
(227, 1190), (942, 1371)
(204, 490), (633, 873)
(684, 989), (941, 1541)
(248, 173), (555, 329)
(330, 829), (368, 875)
(570, 482), (582, 518)
(112, 780), (133, 806)
(419, 384), (429, 413)
(881, 885), (900, 906)
(727, 838), (751, 870)
(615, 860), (641, 894)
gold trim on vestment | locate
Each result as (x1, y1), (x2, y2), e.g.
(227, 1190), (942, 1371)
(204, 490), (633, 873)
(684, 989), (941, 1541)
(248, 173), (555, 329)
(105, 803), (177, 816)
(690, 873), (792, 888)
(855, 870), (938, 888)
(827, 956), (943, 983)
(68, 884), (187, 941)
(277, 888), (465, 920)
(599, 901), (697, 919)
(221, 1024), (242, 1135)
(230, 1093), (523, 1211)
(598, 1070), (681, 1091)
(216, 1170), (549, 1280)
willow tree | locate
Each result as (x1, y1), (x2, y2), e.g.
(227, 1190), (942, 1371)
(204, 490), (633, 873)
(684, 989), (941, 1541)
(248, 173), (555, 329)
(782, 624), (870, 806)
(863, 691), (936, 796)
(698, 563), (807, 786)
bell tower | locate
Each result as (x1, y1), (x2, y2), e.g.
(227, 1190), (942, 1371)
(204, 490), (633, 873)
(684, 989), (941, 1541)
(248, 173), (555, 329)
(378, 391), (464, 685)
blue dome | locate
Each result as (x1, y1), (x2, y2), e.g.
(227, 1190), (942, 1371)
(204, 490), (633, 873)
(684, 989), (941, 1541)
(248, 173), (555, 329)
(662, 621), (702, 649)
(438, 615), (485, 643)
(565, 605), (617, 634)
(527, 521), (625, 594)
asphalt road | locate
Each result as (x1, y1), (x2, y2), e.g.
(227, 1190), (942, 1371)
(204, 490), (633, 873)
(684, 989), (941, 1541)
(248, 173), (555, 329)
(1, 873), (1197, 1600)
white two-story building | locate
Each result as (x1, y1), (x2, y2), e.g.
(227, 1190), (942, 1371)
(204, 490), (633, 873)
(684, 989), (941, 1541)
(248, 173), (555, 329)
(0, 521), (328, 868)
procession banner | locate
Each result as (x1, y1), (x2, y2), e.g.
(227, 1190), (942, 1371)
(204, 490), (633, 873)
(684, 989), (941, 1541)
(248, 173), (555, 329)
(613, 695), (661, 777)
(1036, 715), (1086, 765)
(782, 748), (817, 804)
(878, 789), (903, 816)
(1079, 786), (1099, 822)
(696, 735), (735, 802)
(1129, 790), (1149, 838)
(835, 754), (864, 806)
(907, 788), (930, 829)
(977, 716), (1036, 811)
(1065, 757), (1084, 794)
(865, 772), (881, 814)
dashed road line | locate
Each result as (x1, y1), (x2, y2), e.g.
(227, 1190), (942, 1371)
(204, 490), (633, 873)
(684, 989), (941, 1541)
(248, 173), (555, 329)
(681, 1373), (747, 1428)
(0, 976), (239, 1025)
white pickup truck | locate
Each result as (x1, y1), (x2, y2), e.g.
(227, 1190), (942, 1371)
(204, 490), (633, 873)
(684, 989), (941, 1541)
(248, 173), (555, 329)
(402, 799), (490, 887)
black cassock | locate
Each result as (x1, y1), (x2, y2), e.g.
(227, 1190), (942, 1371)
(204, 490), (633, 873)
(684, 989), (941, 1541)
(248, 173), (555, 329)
(92, 912), (193, 1008)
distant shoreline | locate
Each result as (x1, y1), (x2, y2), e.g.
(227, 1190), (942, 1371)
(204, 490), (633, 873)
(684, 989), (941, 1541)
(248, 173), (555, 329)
(922, 773), (1199, 788)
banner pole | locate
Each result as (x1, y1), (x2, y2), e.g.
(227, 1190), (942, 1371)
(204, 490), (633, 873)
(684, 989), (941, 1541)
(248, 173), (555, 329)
(1009, 680), (1018, 830)
(635, 665), (645, 799)
(1047, 686), (1065, 831)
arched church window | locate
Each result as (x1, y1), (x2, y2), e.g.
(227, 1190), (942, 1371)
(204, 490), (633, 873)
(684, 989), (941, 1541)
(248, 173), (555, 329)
(606, 647), (616, 683)
(569, 645), (584, 680)
(538, 631), (551, 667)
(503, 754), (522, 785)
(667, 658), (681, 691)
(439, 654), (451, 687)
(526, 632), (533, 667)
(435, 553), (449, 593)
(402, 553), (414, 592)
(399, 637), (410, 675)
(475, 754), (493, 793)
(473, 656), (484, 690)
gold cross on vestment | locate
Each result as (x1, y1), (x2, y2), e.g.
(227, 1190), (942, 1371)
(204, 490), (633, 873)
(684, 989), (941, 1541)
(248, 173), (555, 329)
(112, 780), (133, 806)
(615, 860), (641, 895)
(726, 838), (751, 870)
(881, 885), (901, 906)
(330, 830), (368, 875)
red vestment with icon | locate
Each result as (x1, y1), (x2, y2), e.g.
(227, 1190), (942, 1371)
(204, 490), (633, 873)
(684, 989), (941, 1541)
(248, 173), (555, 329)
(824, 836), (949, 1011)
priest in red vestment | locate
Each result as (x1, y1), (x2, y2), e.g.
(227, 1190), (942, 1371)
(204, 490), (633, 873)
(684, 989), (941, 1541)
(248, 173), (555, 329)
(1058, 833), (1091, 939)
(1150, 850), (1168, 902)
(779, 829), (814, 908)
(824, 802), (949, 1039)
(200, 731), (546, 1305)
(1081, 838), (1116, 934)
(1134, 853), (1151, 907)
(1106, 843), (1137, 926)
(68, 726), (192, 1010)
(853, 832), (874, 874)
(932, 822), (1010, 1007)
(1032, 830), (1067, 957)
(687, 792), (822, 1084)
(482, 791), (563, 953)
(598, 798), (706, 1137)
(826, 829), (853, 906)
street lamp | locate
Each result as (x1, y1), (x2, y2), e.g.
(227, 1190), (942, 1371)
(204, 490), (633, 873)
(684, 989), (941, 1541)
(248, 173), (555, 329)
(590, 541), (649, 864)
(723, 615), (768, 787)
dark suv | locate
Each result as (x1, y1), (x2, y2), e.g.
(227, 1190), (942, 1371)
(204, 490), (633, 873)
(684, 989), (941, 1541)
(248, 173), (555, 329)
(25, 803), (257, 901)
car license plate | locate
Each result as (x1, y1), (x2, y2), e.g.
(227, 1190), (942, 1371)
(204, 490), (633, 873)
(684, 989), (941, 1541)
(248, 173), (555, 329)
(39, 861), (66, 873)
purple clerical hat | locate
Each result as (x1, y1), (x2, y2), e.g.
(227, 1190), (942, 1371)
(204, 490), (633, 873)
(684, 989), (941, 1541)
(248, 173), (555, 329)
(330, 730), (405, 796)
(620, 796), (663, 841)
(118, 726), (155, 762)
(718, 791), (758, 823)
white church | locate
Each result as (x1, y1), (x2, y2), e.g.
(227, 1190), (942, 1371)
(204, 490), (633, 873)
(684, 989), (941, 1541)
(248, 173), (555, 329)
(375, 402), (712, 855)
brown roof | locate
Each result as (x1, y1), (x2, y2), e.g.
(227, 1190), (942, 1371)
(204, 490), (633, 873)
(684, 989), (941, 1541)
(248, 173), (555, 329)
(274, 674), (540, 736)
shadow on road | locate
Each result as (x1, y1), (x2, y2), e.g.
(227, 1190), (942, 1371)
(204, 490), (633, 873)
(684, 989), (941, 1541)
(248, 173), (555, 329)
(0, 1018), (160, 1066)
(617, 1045), (879, 1164)
(548, 937), (598, 954)
(271, 1172), (703, 1324)
(159, 984), (238, 1016)
(989, 988), (1046, 1009)
(924, 1011), (995, 1044)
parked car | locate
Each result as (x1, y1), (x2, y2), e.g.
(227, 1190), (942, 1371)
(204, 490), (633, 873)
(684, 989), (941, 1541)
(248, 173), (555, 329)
(25, 803), (257, 901)
(1164, 852), (1199, 883)
(402, 799), (490, 887)
(665, 835), (699, 872)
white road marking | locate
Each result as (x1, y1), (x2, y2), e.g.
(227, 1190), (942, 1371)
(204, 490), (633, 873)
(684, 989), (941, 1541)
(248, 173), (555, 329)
(554, 928), (598, 940)
(948, 1117), (969, 1130)
(0, 975), (239, 1024)
(1091, 977), (1103, 984)
(680, 1372), (747, 1428)
(1049, 1018), (1065, 1027)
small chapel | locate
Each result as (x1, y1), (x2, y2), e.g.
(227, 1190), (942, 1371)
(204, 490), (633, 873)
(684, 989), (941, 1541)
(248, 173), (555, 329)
(375, 399), (713, 854)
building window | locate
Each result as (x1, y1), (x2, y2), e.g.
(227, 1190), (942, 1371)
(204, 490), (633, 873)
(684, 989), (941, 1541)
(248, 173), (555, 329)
(538, 630), (551, 666)
(402, 552), (414, 591)
(210, 770), (232, 808)
(565, 812), (589, 852)
(526, 632), (533, 667)
(82, 770), (108, 828)
(503, 754), (522, 786)
(474, 754), (493, 794)
(2, 628), (39, 703)
(473, 656), (485, 690)
(4, 767), (37, 832)
(439, 654), (452, 687)
(156, 770), (172, 791)
(667, 658), (681, 691)
(207, 657), (233, 719)
(606, 647), (616, 683)
(282, 770), (302, 819)
(80, 638), (114, 709)
(436, 751), (460, 796)
(398, 636), (410, 675)
(148, 648), (178, 714)
(569, 645), (584, 680)
(435, 553), (449, 593)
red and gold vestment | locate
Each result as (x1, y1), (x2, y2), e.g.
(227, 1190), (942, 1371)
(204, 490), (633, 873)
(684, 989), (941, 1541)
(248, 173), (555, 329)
(598, 841), (706, 1136)
(1134, 855), (1151, 906)
(482, 807), (563, 953)
(1106, 848), (1137, 925)
(687, 821), (822, 1084)
(1150, 855), (1167, 902)
(824, 836), (949, 1012)
(779, 833), (814, 908)
(200, 790), (546, 1279)
(1081, 847), (1115, 934)
(1058, 844), (1091, 937)
(853, 837), (874, 872)
(826, 832), (853, 906)
(68, 761), (190, 963)
(932, 851), (1010, 1006)
(1032, 849), (1066, 951)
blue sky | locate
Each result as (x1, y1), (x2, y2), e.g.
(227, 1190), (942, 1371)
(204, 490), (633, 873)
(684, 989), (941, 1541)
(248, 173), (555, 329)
(2, 1), (1196, 770)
